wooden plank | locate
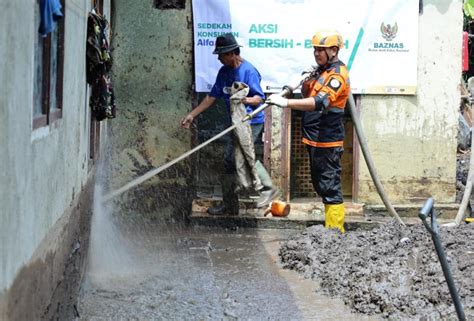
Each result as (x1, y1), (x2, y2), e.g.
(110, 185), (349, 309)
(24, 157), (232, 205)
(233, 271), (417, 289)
(281, 108), (291, 201)
(263, 106), (272, 170)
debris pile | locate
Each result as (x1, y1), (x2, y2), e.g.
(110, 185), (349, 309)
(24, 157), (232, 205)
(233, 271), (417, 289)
(279, 221), (474, 320)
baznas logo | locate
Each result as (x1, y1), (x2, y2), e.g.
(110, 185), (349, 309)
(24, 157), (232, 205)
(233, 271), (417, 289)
(380, 22), (398, 41)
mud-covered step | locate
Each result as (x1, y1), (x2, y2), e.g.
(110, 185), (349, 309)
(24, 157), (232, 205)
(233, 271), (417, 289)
(191, 198), (365, 216)
(189, 198), (456, 230)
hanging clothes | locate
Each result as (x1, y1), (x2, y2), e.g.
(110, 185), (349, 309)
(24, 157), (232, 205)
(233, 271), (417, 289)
(229, 82), (263, 192)
(86, 10), (116, 121)
(38, 0), (63, 37)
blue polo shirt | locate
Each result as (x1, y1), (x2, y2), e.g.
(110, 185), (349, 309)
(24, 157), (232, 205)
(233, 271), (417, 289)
(209, 60), (265, 124)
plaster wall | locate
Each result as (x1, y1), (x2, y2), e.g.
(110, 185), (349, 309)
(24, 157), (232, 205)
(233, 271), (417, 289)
(0, 0), (101, 309)
(108, 0), (194, 219)
(356, 0), (462, 204)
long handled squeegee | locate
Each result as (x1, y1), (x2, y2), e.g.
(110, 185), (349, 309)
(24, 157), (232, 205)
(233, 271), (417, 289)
(102, 85), (296, 202)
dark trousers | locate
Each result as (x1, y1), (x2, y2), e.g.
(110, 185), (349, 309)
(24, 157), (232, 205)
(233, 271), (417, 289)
(306, 145), (344, 204)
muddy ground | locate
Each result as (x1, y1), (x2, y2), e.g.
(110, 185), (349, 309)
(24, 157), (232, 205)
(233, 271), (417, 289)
(77, 152), (473, 320)
(277, 150), (474, 320)
(279, 220), (474, 320)
(78, 218), (382, 320)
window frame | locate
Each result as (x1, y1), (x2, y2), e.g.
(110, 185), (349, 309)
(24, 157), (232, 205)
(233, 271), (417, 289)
(33, 0), (65, 129)
(154, 0), (185, 10)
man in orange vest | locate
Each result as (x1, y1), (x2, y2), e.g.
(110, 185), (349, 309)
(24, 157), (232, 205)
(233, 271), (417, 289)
(266, 30), (350, 233)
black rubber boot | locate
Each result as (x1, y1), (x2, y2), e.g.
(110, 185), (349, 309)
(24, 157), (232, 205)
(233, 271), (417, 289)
(207, 203), (226, 215)
(207, 203), (239, 215)
(207, 174), (239, 215)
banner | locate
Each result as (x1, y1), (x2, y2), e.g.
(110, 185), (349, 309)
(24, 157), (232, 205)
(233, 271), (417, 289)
(192, 0), (418, 94)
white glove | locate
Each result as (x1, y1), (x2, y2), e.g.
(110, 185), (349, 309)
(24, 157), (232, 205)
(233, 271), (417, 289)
(266, 94), (288, 108)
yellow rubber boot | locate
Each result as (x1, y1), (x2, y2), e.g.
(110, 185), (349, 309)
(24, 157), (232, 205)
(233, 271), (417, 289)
(325, 204), (345, 233)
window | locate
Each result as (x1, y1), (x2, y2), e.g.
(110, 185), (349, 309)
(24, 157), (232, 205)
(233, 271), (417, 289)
(154, 0), (185, 10)
(33, 0), (65, 129)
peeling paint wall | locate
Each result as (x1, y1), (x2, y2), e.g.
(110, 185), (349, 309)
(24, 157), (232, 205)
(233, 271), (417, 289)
(109, 0), (194, 219)
(356, 0), (462, 204)
(0, 0), (106, 319)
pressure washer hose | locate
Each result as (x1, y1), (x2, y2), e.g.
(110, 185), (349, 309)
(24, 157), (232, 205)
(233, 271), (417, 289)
(101, 86), (295, 202)
(347, 92), (405, 226)
(454, 167), (473, 226)
(103, 79), (406, 227)
(101, 124), (238, 202)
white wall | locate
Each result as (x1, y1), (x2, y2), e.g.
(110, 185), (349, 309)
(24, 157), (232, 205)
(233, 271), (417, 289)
(0, 0), (100, 292)
(357, 0), (462, 204)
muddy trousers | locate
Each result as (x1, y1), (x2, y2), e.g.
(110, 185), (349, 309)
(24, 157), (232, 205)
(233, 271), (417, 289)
(251, 123), (273, 190)
(307, 145), (345, 232)
(221, 123), (272, 211)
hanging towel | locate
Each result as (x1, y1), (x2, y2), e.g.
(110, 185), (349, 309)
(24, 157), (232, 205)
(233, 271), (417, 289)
(229, 82), (263, 192)
(39, 0), (63, 37)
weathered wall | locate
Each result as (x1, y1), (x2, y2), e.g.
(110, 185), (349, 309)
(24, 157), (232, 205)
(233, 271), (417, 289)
(109, 0), (194, 219)
(0, 0), (107, 319)
(356, 0), (462, 204)
(4, 179), (94, 321)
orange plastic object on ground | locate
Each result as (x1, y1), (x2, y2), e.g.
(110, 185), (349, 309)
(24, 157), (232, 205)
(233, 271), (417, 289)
(264, 200), (291, 217)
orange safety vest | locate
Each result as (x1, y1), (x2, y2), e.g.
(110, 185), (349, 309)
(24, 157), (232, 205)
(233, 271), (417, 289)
(301, 61), (350, 148)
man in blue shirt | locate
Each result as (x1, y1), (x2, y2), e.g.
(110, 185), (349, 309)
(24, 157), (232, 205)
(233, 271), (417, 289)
(181, 33), (279, 215)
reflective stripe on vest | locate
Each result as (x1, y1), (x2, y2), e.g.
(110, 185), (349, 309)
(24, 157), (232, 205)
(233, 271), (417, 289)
(301, 61), (350, 148)
(302, 137), (344, 148)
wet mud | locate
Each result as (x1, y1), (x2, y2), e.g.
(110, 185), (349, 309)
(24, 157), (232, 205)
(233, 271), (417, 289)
(279, 220), (474, 320)
(78, 214), (381, 320)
